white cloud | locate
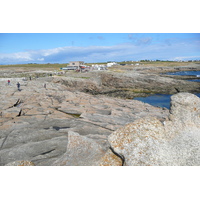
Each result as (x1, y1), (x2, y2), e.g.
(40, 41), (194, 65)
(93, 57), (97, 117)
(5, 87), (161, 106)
(0, 52), (33, 63)
(37, 58), (44, 61)
(173, 55), (200, 61)
(0, 39), (200, 64)
(0, 45), (135, 64)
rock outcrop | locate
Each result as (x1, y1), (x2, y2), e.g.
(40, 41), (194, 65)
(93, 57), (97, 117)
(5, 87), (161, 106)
(107, 93), (200, 166)
(54, 69), (200, 98)
(1, 64), (200, 166)
(0, 77), (168, 166)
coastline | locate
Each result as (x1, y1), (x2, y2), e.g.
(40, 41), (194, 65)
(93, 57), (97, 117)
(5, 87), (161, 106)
(1, 63), (200, 166)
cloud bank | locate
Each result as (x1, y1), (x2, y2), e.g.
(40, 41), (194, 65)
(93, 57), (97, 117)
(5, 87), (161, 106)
(0, 39), (200, 64)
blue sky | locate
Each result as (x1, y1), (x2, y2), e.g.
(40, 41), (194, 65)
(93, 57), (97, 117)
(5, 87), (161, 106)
(0, 33), (200, 64)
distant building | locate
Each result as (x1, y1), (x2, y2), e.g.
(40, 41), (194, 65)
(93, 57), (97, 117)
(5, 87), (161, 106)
(107, 62), (117, 67)
(61, 61), (85, 70)
(68, 61), (84, 70)
(91, 64), (107, 70)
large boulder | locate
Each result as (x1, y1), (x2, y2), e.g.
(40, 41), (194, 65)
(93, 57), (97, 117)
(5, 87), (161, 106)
(108, 93), (200, 166)
(98, 148), (123, 166)
(169, 92), (200, 126)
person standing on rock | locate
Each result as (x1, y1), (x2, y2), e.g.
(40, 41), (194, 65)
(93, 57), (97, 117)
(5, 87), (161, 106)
(44, 83), (46, 89)
(17, 82), (21, 91)
(8, 80), (10, 85)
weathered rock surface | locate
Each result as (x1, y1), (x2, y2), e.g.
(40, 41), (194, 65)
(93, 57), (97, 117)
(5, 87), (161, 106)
(53, 65), (200, 98)
(53, 131), (106, 166)
(5, 160), (35, 166)
(107, 93), (200, 166)
(1, 65), (199, 166)
(0, 76), (168, 166)
(98, 148), (123, 166)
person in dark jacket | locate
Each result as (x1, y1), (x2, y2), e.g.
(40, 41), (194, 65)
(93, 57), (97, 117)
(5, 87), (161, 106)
(17, 82), (20, 91)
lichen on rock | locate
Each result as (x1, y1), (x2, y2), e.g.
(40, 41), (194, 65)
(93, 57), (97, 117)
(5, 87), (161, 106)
(107, 93), (200, 166)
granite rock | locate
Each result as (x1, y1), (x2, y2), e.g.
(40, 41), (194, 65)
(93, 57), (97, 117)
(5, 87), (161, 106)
(5, 160), (35, 166)
(53, 131), (106, 166)
(0, 71), (178, 166)
(108, 93), (200, 166)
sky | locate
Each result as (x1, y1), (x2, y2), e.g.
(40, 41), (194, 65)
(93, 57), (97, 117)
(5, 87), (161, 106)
(0, 33), (200, 64)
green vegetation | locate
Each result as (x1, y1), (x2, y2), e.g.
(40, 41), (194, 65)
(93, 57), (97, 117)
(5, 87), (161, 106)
(74, 77), (90, 79)
(121, 88), (154, 94)
(116, 60), (194, 67)
(0, 63), (68, 70)
(1, 60), (198, 70)
(68, 113), (81, 118)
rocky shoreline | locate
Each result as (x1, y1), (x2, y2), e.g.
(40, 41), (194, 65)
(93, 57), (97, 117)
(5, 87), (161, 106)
(0, 64), (200, 166)
(53, 64), (200, 98)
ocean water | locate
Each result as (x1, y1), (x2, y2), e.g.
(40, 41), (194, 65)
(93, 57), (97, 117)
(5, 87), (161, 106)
(134, 94), (172, 109)
(134, 71), (200, 109)
(167, 70), (200, 82)
(134, 93), (200, 109)
(167, 70), (200, 76)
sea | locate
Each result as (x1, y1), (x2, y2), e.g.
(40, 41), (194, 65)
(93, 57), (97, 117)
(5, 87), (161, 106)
(134, 71), (200, 109)
(167, 70), (200, 82)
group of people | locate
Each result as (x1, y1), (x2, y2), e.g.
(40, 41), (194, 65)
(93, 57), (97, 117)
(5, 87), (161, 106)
(7, 79), (47, 91)
(8, 80), (21, 91)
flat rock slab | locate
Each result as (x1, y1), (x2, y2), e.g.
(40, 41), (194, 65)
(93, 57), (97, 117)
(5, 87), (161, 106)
(0, 76), (169, 166)
(53, 131), (106, 166)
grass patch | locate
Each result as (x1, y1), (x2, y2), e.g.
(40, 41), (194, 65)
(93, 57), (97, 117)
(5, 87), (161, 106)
(73, 77), (90, 79)
(66, 113), (81, 118)
(0, 63), (67, 70)
(121, 88), (154, 94)
(109, 61), (194, 71)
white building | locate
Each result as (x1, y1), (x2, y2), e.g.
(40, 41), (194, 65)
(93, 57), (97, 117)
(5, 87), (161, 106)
(107, 62), (117, 67)
(91, 64), (107, 70)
